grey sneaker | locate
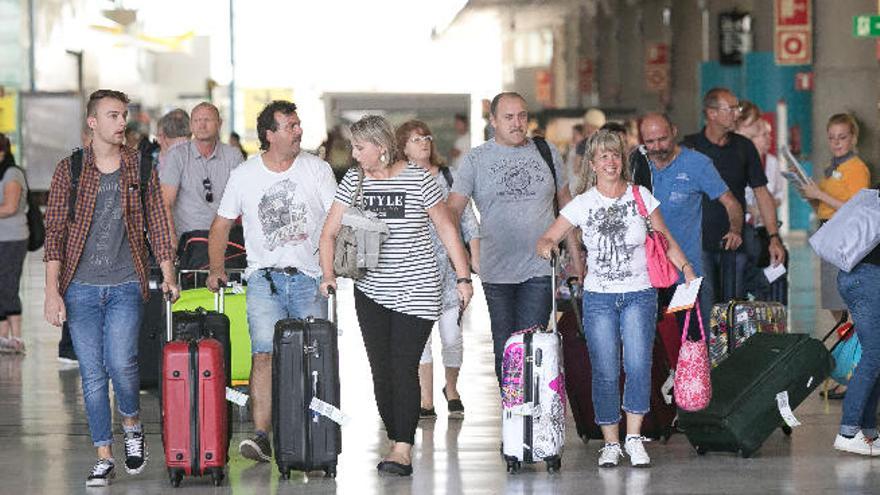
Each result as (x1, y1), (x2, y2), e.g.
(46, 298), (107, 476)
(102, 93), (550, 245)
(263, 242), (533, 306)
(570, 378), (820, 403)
(86, 458), (116, 487)
(240, 434), (272, 462)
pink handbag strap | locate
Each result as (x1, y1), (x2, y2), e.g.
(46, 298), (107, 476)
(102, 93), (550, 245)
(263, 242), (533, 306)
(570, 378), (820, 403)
(681, 302), (706, 344)
(631, 185), (654, 232)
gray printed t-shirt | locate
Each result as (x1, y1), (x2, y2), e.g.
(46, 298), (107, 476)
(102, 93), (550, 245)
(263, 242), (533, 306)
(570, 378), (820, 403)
(73, 169), (138, 284)
(159, 141), (244, 237)
(451, 138), (567, 284)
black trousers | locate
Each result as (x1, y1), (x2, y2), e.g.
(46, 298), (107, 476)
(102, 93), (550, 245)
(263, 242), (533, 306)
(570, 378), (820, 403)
(354, 288), (433, 445)
(0, 240), (27, 320)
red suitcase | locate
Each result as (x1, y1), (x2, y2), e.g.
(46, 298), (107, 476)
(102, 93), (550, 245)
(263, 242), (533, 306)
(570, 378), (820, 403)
(161, 298), (229, 487)
(559, 282), (677, 443)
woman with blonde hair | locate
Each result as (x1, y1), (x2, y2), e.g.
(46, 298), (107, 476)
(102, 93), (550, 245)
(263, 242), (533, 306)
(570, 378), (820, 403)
(538, 130), (696, 468)
(395, 120), (480, 420)
(803, 113), (871, 400)
(319, 115), (473, 476)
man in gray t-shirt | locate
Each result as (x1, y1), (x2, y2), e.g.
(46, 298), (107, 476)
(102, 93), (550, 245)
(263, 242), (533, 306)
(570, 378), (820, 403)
(448, 92), (582, 385)
(160, 102), (244, 247)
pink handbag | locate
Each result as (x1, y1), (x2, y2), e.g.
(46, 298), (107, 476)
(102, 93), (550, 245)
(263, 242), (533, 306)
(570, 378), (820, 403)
(674, 305), (712, 412)
(631, 185), (679, 288)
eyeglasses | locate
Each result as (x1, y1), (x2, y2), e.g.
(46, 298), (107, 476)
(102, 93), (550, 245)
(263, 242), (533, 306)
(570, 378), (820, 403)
(409, 135), (434, 143)
(712, 104), (742, 114)
(202, 178), (214, 203)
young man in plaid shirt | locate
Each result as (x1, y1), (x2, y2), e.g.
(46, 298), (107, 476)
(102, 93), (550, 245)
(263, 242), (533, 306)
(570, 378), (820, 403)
(43, 89), (180, 487)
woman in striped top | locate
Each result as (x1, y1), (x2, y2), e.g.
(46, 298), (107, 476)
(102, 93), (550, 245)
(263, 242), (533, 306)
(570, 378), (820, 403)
(319, 115), (473, 476)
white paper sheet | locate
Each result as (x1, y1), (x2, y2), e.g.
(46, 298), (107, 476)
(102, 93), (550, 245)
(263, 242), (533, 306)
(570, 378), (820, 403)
(666, 277), (703, 313)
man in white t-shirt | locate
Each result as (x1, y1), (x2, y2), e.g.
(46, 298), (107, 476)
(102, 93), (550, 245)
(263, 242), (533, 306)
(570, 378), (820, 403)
(207, 100), (337, 463)
(449, 113), (470, 169)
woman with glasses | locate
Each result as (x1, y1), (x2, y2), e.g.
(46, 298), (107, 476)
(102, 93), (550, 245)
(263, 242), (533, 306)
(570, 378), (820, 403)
(319, 115), (473, 476)
(802, 113), (871, 400)
(395, 120), (480, 420)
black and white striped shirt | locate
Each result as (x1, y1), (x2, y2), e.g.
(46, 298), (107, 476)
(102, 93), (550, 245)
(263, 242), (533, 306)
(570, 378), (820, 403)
(334, 163), (443, 320)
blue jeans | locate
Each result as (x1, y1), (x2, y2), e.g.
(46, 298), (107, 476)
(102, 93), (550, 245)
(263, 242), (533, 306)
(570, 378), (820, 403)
(64, 281), (144, 446)
(838, 263), (880, 438)
(246, 270), (327, 354)
(483, 276), (553, 385)
(702, 250), (747, 304)
(582, 288), (658, 425)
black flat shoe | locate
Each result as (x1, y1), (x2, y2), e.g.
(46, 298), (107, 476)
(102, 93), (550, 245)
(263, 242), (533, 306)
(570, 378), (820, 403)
(419, 407), (437, 419)
(377, 461), (413, 476)
(820, 385), (847, 400)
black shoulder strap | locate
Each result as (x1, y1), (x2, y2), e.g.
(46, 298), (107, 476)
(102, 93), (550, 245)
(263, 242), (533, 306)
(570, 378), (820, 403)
(139, 150), (152, 213)
(68, 149), (84, 221)
(532, 136), (559, 215)
(440, 167), (454, 188)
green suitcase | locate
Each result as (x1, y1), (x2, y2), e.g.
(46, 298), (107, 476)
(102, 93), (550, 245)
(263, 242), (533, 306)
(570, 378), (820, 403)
(678, 333), (831, 458)
(173, 287), (252, 383)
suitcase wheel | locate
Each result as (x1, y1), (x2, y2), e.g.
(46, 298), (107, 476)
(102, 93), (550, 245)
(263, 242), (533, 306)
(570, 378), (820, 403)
(739, 448), (754, 459)
(505, 458), (521, 474)
(324, 465), (337, 478)
(168, 468), (184, 487)
(579, 434), (590, 445)
(695, 446), (708, 456)
(279, 466), (291, 481)
(210, 468), (225, 486)
(546, 457), (562, 474)
(781, 425), (793, 436)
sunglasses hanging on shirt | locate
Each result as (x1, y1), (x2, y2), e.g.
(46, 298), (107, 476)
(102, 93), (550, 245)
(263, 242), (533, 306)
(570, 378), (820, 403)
(202, 178), (214, 203)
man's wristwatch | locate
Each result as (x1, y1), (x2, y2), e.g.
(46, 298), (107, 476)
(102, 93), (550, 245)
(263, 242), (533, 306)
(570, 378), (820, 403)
(768, 233), (781, 242)
(456, 278), (472, 285)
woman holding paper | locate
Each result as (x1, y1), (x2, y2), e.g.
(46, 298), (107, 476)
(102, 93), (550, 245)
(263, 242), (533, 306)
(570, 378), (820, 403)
(536, 130), (696, 469)
(802, 113), (870, 400)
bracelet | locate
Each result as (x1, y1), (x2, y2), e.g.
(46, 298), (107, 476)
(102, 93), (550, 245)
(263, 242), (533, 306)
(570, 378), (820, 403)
(768, 233), (781, 241)
(456, 278), (472, 285)
(680, 262), (692, 271)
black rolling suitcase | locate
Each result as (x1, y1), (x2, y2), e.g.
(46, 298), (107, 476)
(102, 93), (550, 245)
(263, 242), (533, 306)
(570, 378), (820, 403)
(678, 333), (831, 458)
(272, 288), (340, 479)
(138, 270), (165, 389)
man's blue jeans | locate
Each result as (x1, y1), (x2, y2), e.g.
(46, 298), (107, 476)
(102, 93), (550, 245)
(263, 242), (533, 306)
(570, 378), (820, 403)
(65, 281), (144, 446)
(838, 263), (880, 438)
(702, 249), (747, 304)
(246, 270), (327, 354)
(483, 276), (552, 386)
(582, 288), (658, 425)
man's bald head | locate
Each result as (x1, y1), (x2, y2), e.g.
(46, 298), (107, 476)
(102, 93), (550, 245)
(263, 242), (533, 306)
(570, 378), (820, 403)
(638, 112), (678, 167)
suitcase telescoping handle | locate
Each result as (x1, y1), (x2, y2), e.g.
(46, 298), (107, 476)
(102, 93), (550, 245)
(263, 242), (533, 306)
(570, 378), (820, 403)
(327, 286), (336, 325)
(549, 253), (558, 333)
(165, 293), (174, 343)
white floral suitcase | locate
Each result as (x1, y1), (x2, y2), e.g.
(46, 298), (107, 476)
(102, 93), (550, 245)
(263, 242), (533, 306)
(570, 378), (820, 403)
(501, 326), (566, 473)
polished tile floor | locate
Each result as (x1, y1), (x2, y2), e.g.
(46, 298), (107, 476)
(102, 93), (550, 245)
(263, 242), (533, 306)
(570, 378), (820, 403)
(1, 240), (878, 494)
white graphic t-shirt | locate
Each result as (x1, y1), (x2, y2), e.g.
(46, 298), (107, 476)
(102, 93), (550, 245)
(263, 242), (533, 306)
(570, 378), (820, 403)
(561, 185), (660, 293)
(217, 152), (337, 279)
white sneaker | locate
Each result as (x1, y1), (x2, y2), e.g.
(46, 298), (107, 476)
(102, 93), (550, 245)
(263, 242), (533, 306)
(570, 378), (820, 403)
(834, 432), (880, 457)
(598, 443), (624, 468)
(624, 436), (652, 467)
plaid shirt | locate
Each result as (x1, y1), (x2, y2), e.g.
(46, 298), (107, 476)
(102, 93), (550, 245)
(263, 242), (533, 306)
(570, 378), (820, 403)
(43, 145), (175, 300)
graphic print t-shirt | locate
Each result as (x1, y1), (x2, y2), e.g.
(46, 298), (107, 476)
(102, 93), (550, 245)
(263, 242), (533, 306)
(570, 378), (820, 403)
(73, 169), (138, 284)
(216, 152), (337, 279)
(451, 138), (566, 284)
(561, 185), (659, 293)
(334, 163), (443, 320)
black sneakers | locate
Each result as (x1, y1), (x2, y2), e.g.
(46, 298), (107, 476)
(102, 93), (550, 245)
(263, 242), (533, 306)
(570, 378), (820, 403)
(240, 434), (272, 462)
(123, 429), (149, 474)
(86, 458), (116, 487)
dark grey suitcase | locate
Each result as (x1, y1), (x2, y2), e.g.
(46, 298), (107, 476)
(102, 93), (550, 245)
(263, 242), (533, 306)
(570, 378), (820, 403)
(271, 289), (340, 479)
(678, 333), (831, 458)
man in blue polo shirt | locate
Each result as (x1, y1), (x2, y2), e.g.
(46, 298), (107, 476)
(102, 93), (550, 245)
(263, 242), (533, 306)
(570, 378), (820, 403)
(637, 113), (743, 330)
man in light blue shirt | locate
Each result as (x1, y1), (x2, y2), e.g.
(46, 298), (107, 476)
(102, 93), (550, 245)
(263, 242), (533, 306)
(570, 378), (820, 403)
(637, 113), (743, 331)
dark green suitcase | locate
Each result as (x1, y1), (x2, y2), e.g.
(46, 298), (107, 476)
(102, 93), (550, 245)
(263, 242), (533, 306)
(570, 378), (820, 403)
(678, 333), (831, 458)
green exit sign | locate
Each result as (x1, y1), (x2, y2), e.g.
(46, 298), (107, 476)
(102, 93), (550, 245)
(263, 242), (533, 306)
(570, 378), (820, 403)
(853, 15), (880, 37)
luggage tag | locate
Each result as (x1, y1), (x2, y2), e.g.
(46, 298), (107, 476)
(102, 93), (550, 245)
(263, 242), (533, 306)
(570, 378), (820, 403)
(229, 281), (245, 295)
(226, 387), (249, 407)
(509, 403), (542, 417)
(775, 391), (801, 428)
(309, 397), (351, 426)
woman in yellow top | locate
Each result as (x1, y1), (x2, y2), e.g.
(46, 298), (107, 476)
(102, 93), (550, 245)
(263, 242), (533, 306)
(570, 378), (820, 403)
(802, 113), (870, 399)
